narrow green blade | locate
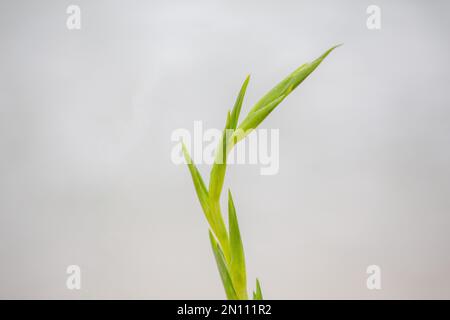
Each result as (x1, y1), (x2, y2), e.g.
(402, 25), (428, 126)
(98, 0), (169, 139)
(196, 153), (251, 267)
(209, 231), (238, 300)
(207, 111), (233, 262)
(233, 45), (340, 143)
(210, 73), (250, 201)
(228, 190), (247, 299)
(230, 75), (250, 130)
(248, 45), (340, 115)
(253, 278), (263, 300)
(209, 111), (232, 201)
(182, 142), (213, 226)
(235, 95), (285, 142)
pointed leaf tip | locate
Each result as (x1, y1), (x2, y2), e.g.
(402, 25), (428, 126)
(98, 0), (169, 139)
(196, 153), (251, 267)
(181, 142), (214, 229)
(254, 278), (263, 300)
(228, 189), (247, 299)
(237, 44), (339, 138)
(230, 75), (250, 130)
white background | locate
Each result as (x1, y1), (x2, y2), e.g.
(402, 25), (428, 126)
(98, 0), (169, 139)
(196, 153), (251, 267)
(0, 0), (449, 298)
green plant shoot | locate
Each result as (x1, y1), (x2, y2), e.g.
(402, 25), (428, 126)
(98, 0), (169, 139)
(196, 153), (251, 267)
(182, 45), (340, 299)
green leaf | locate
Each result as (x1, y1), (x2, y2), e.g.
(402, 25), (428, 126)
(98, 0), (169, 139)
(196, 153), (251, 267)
(234, 45), (341, 144)
(234, 95), (285, 142)
(249, 44), (341, 115)
(209, 111), (232, 201)
(209, 199), (231, 264)
(230, 75), (250, 130)
(181, 142), (213, 227)
(183, 142), (230, 261)
(209, 231), (238, 300)
(253, 278), (263, 300)
(207, 111), (233, 262)
(210, 74), (250, 201)
(228, 190), (247, 299)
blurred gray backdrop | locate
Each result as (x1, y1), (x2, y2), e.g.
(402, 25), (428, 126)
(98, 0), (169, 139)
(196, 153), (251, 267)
(1, 0), (449, 299)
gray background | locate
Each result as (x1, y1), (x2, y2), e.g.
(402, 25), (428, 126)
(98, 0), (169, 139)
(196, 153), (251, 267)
(1, 0), (449, 299)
